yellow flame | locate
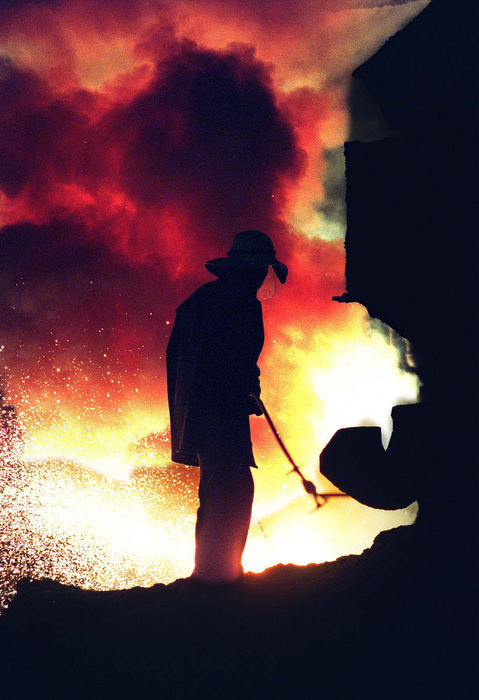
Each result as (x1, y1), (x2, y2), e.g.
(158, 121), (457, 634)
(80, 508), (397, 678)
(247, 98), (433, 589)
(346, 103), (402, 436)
(257, 304), (418, 478)
(0, 0), (429, 607)
(1, 304), (420, 609)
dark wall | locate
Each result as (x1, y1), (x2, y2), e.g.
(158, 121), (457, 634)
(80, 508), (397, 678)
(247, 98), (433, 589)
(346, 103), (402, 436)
(344, 0), (479, 409)
(340, 0), (479, 549)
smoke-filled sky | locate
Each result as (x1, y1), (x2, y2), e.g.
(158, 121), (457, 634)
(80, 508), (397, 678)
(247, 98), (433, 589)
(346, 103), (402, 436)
(0, 0), (428, 472)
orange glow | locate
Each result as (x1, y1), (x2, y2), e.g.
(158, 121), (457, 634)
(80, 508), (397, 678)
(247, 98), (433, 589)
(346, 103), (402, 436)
(0, 0), (428, 601)
(0, 301), (418, 604)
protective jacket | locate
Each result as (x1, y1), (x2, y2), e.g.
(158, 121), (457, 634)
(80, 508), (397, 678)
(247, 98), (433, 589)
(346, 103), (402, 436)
(166, 279), (264, 466)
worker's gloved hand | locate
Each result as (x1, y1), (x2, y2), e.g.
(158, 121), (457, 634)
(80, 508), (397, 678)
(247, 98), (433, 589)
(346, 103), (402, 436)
(247, 394), (263, 416)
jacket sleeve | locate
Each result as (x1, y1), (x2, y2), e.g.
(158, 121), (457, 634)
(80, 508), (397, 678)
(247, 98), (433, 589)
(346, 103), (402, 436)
(223, 300), (264, 404)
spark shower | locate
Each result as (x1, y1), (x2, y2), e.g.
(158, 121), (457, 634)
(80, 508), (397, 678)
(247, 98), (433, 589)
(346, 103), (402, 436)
(0, 0), (428, 602)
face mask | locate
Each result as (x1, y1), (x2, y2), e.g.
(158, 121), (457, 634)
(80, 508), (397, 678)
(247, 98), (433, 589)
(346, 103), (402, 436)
(257, 266), (276, 301)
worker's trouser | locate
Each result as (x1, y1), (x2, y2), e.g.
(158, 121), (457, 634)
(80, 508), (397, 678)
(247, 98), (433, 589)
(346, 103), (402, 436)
(193, 445), (255, 583)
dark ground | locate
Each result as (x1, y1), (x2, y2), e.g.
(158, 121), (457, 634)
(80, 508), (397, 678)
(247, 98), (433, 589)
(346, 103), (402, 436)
(0, 523), (476, 699)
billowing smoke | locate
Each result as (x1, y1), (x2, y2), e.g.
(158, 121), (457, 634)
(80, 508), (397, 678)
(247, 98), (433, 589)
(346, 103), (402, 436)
(0, 0), (425, 469)
(0, 0), (429, 595)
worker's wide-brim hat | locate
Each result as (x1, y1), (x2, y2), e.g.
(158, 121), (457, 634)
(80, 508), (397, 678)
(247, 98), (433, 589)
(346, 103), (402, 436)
(205, 230), (288, 284)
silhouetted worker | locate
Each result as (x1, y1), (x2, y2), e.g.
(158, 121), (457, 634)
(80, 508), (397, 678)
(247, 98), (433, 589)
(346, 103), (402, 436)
(167, 230), (288, 583)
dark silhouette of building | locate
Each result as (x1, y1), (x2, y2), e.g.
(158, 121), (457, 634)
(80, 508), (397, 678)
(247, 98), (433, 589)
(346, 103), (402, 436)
(321, 0), (478, 608)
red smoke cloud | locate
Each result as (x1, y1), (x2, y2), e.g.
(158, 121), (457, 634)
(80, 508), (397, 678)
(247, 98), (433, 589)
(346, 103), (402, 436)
(0, 0), (426, 468)
(0, 38), (304, 412)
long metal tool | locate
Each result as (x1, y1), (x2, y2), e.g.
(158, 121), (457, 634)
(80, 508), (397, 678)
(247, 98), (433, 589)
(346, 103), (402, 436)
(249, 393), (328, 510)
